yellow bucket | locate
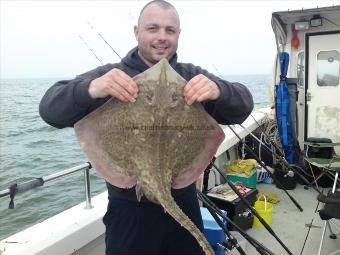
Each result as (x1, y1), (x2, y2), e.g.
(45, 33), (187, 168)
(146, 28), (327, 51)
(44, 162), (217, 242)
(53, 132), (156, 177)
(253, 195), (273, 227)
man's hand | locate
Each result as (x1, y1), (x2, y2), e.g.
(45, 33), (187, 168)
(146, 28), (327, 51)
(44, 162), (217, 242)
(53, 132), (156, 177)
(183, 74), (221, 105)
(88, 68), (138, 102)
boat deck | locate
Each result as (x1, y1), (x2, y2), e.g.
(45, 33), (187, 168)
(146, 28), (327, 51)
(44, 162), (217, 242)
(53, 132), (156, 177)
(239, 183), (340, 255)
(74, 183), (340, 255)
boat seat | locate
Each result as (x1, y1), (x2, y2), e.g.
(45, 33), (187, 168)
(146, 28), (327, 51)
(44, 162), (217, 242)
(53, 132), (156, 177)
(303, 138), (339, 188)
(303, 140), (340, 255)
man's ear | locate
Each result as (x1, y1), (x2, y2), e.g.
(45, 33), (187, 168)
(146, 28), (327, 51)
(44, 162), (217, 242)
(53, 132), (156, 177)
(134, 25), (138, 40)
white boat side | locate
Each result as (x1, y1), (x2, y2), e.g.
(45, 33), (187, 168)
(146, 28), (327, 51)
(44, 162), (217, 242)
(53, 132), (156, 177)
(0, 107), (272, 255)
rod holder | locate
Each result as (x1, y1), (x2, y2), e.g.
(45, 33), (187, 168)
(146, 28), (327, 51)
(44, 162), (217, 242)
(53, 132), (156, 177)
(84, 166), (93, 209)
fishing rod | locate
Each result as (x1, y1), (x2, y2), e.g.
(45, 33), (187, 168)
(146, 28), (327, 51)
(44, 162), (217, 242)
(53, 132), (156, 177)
(211, 64), (224, 79)
(238, 123), (319, 187)
(242, 115), (324, 196)
(198, 192), (247, 255)
(78, 35), (104, 65)
(227, 125), (303, 212)
(87, 21), (122, 60)
(210, 159), (293, 255)
(197, 190), (275, 255)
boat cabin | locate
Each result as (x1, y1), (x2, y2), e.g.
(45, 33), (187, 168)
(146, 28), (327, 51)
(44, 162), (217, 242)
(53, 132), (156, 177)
(271, 6), (340, 154)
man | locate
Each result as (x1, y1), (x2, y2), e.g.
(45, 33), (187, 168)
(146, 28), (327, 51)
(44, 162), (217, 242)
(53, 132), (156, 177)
(39, 1), (253, 254)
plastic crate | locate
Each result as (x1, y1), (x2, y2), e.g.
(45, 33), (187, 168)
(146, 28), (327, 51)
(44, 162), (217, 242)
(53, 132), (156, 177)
(200, 207), (226, 255)
(227, 169), (257, 188)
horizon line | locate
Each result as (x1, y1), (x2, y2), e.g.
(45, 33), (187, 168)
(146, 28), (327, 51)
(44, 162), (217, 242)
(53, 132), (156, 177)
(0, 73), (271, 80)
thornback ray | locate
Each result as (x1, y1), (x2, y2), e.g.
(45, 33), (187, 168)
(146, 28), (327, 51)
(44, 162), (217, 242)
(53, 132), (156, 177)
(74, 58), (225, 255)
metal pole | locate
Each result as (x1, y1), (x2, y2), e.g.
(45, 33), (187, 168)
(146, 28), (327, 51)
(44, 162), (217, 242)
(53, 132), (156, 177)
(43, 163), (91, 182)
(0, 163), (89, 199)
(84, 166), (93, 209)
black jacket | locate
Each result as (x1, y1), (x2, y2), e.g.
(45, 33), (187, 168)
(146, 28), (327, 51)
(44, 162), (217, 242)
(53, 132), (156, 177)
(39, 47), (253, 128)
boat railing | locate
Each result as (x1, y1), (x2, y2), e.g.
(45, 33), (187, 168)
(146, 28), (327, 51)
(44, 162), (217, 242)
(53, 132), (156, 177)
(0, 162), (93, 209)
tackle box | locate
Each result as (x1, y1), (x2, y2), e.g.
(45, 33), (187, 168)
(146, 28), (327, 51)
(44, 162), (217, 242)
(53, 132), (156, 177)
(206, 184), (258, 231)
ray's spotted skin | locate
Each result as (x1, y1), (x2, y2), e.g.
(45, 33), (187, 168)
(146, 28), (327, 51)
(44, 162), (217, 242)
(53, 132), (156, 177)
(75, 59), (225, 255)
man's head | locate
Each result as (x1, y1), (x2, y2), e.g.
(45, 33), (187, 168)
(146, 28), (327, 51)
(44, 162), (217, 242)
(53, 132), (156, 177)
(134, 0), (181, 67)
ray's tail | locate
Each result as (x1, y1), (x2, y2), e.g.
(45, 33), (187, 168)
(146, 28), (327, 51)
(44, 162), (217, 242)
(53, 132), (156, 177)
(159, 196), (214, 255)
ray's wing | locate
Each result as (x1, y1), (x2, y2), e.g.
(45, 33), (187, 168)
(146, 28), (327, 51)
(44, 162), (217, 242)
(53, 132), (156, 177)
(74, 99), (138, 188)
(165, 102), (225, 189)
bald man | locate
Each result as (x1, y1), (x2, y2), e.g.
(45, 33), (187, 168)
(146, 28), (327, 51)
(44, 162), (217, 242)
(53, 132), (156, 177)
(39, 1), (253, 254)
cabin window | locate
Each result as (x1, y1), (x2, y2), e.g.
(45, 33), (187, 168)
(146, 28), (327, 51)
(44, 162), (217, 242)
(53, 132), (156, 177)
(317, 50), (340, 87)
(297, 51), (304, 88)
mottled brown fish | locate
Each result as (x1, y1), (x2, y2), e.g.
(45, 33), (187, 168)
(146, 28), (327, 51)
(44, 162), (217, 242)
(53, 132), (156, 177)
(74, 58), (225, 255)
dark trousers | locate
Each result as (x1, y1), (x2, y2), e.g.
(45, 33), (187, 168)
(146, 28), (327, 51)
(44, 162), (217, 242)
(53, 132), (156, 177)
(103, 184), (205, 255)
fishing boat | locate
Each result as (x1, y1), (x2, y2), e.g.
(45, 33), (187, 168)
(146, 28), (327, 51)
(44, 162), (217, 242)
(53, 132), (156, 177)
(1, 4), (340, 255)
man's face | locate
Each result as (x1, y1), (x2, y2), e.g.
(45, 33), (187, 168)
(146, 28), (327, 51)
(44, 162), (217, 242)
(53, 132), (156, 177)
(134, 4), (181, 67)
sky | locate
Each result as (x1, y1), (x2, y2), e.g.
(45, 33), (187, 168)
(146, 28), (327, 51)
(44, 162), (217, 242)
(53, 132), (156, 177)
(1, 0), (339, 79)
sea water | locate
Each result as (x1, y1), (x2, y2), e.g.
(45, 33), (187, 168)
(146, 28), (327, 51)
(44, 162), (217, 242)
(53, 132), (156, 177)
(0, 75), (270, 240)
